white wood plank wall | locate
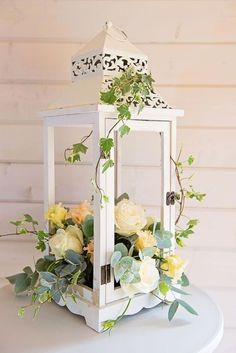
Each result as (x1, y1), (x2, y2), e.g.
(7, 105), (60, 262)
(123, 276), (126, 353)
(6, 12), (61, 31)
(0, 1), (235, 351)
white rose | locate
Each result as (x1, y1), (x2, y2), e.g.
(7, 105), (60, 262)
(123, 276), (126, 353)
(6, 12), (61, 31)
(49, 225), (84, 258)
(121, 257), (160, 297)
(115, 199), (147, 236)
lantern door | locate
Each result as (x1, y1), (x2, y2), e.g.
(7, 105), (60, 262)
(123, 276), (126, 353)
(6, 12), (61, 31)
(104, 118), (174, 304)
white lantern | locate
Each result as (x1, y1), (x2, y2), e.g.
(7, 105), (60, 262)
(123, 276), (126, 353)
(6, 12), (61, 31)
(40, 22), (184, 332)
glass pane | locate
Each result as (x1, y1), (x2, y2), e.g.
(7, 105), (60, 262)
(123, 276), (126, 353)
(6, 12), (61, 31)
(54, 126), (94, 289)
(115, 130), (162, 222)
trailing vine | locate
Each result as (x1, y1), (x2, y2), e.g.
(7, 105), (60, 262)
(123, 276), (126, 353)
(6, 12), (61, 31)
(64, 67), (155, 203)
(172, 151), (206, 246)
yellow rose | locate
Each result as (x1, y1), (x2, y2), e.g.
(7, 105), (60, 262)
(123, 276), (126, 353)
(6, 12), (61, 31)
(135, 230), (157, 251)
(161, 254), (187, 280)
(45, 203), (67, 228)
(121, 257), (160, 297)
(67, 201), (93, 224)
(49, 225), (84, 258)
(115, 199), (147, 236)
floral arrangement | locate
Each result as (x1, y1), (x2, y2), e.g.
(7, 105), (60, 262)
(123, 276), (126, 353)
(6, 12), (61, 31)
(6, 192), (199, 330)
(2, 67), (206, 331)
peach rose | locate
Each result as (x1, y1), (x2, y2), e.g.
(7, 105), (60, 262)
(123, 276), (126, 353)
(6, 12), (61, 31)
(67, 201), (93, 224)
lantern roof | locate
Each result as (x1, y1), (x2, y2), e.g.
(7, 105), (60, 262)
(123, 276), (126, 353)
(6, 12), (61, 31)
(77, 21), (147, 59)
(48, 22), (171, 110)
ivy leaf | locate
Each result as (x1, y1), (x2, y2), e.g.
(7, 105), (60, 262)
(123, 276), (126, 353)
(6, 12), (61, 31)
(10, 220), (23, 227)
(103, 194), (109, 203)
(177, 299), (198, 316)
(24, 214), (38, 225)
(100, 89), (117, 104)
(102, 159), (114, 173)
(119, 124), (130, 138)
(19, 228), (27, 235)
(18, 307), (25, 318)
(168, 300), (179, 321)
(187, 155), (194, 165)
(67, 143), (88, 163)
(187, 219), (199, 227)
(99, 138), (114, 157)
(117, 104), (131, 120)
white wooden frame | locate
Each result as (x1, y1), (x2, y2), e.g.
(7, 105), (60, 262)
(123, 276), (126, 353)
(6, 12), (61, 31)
(41, 104), (183, 331)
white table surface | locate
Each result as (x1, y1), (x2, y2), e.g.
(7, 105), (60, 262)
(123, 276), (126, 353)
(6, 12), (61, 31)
(0, 281), (223, 353)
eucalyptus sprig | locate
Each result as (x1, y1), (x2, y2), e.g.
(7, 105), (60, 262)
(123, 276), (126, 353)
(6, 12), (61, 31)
(64, 67), (155, 204)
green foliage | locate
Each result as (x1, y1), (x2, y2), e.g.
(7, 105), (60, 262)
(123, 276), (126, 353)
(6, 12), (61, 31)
(155, 230), (173, 249)
(177, 299), (198, 316)
(82, 215), (94, 240)
(141, 247), (157, 258)
(66, 142), (88, 163)
(179, 273), (190, 287)
(99, 138), (114, 158)
(168, 300), (179, 321)
(170, 286), (189, 296)
(119, 124), (130, 137)
(186, 187), (206, 201)
(111, 251), (122, 267)
(114, 243), (128, 257)
(18, 307), (25, 318)
(173, 152), (206, 246)
(36, 230), (48, 252)
(159, 281), (170, 296)
(113, 256), (140, 284)
(102, 159), (114, 173)
(100, 89), (117, 104)
(175, 219), (200, 247)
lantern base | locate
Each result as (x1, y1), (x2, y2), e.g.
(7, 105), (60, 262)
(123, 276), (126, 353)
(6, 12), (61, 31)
(57, 290), (178, 332)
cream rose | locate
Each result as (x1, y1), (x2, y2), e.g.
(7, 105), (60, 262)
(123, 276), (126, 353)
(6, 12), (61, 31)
(135, 230), (157, 251)
(115, 199), (147, 236)
(45, 202), (67, 228)
(121, 257), (160, 297)
(161, 254), (187, 280)
(49, 225), (84, 258)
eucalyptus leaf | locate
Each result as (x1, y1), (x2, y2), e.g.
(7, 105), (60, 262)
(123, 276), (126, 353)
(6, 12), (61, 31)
(82, 215), (94, 240)
(114, 243), (128, 257)
(155, 230), (173, 249)
(64, 249), (84, 265)
(58, 264), (77, 277)
(40, 272), (57, 284)
(171, 286), (189, 296)
(180, 273), (190, 287)
(111, 251), (122, 267)
(177, 299), (198, 316)
(168, 300), (179, 321)
(141, 247), (156, 258)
